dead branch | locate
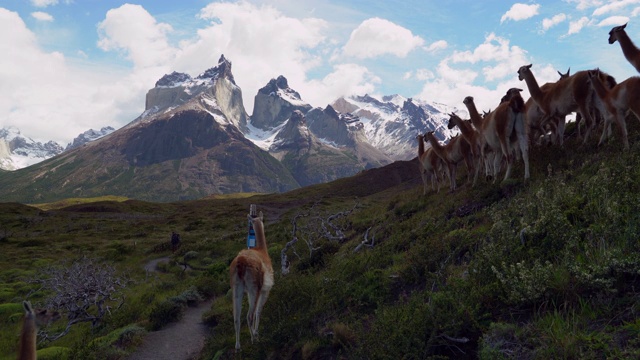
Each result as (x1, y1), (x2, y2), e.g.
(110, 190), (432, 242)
(354, 227), (375, 253)
(440, 334), (470, 343)
(28, 256), (131, 343)
(280, 237), (299, 275)
(281, 201), (359, 274)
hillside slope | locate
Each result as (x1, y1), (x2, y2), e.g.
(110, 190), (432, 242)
(1, 119), (640, 359)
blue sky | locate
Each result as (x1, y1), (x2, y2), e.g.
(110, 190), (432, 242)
(1, 0), (639, 144)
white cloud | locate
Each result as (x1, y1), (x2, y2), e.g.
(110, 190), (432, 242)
(30, 0), (58, 8)
(542, 13), (567, 31)
(0, 8), (135, 144)
(597, 15), (630, 26)
(633, 7), (640, 16)
(501, 3), (540, 23)
(565, 0), (604, 11)
(343, 17), (424, 59)
(425, 40), (448, 52)
(303, 64), (380, 106)
(403, 69), (434, 81)
(97, 4), (175, 69)
(449, 33), (528, 82)
(31, 11), (53, 21)
(567, 17), (590, 34)
(416, 69), (434, 81)
(414, 33), (561, 113)
(592, 0), (640, 16)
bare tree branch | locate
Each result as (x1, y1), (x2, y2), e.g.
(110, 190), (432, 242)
(28, 256), (132, 343)
(354, 227), (375, 253)
(280, 201), (359, 275)
(280, 237), (298, 275)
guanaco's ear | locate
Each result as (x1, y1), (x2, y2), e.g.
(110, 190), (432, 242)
(23, 301), (32, 313)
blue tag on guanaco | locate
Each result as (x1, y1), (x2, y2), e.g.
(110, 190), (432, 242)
(247, 204), (257, 248)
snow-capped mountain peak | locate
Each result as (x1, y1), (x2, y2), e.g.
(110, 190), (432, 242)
(0, 126), (64, 170)
(66, 126), (115, 151)
(331, 94), (461, 160)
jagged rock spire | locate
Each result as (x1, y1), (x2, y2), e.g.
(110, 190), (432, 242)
(196, 54), (236, 84)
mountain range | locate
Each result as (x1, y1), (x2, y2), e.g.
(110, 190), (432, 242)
(0, 55), (460, 202)
(0, 126), (115, 171)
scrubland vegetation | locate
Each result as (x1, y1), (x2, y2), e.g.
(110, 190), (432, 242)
(1, 119), (640, 359)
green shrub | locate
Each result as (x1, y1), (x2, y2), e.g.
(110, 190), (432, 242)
(491, 260), (554, 305)
(202, 297), (229, 327)
(37, 346), (71, 360)
(168, 286), (203, 307)
(148, 299), (184, 331)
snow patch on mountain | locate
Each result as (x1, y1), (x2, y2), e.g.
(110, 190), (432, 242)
(66, 126), (115, 150)
(244, 121), (286, 151)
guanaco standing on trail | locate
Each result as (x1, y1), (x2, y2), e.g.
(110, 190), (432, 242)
(230, 210), (274, 352)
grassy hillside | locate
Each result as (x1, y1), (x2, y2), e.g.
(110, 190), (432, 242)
(1, 120), (640, 359)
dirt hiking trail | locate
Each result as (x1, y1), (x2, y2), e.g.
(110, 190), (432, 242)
(126, 258), (213, 360)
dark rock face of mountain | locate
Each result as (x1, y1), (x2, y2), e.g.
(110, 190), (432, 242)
(9, 138), (63, 157)
(0, 108), (299, 202)
(268, 110), (390, 187)
(305, 105), (360, 147)
(251, 75), (312, 130)
(197, 54), (236, 84)
(123, 111), (233, 166)
(155, 72), (192, 87)
(270, 110), (311, 151)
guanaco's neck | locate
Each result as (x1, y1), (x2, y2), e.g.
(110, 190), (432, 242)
(465, 101), (483, 129)
(425, 133), (446, 156)
(454, 117), (474, 139)
(253, 221), (268, 251)
(18, 315), (36, 360)
(616, 30), (640, 65)
(521, 70), (544, 104)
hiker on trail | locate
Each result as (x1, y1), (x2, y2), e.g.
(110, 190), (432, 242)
(171, 232), (181, 253)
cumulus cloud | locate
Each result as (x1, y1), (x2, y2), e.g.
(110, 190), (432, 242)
(597, 15), (630, 27)
(565, 0), (605, 11)
(425, 40), (448, 52)
(542, 13), (567, 31)
(449, 33), (528, 82)
(97, 4), (175, 69)
(342, 17), (424, 59)
(501, 3), (540, 23)
(0, 8), (134, 144)
(403, 69), (434, 81)
(30, 0), (58, 7)
(414, 33), (559, 112)
(303, 64), (381, 106)
(31, 11), (53, 21)
(592, 0), (640, 16)
(567, 17), (590, 34)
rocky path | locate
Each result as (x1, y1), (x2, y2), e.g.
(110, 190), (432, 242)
(126, 258), (213, 360)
